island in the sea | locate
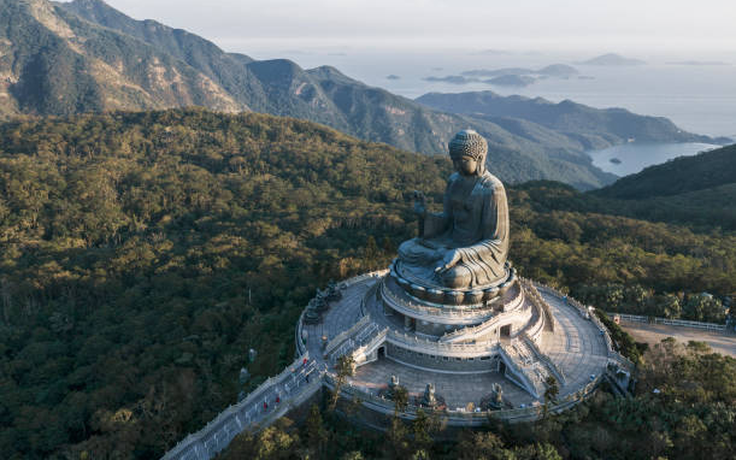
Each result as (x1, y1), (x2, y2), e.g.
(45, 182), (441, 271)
(577, 53), (646, 66)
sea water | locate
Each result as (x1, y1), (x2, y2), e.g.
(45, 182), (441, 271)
(587, 142), (720, 176)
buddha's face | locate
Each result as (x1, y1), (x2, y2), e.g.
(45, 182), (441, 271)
(454, 155), (478, 176)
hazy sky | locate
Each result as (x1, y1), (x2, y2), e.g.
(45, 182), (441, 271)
(62, 0), (736, 58)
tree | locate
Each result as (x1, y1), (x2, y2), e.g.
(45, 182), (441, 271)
(683, 294), (725, 323)
(411, 409), (433, 454)
(386, 415), (409, 458)
(653, 293), (681, 319)
(254, 423), (299, 460)
(330, 354), (356, 411)
(512, 443), (562, 460)
(341, 452), (365, 460)
(392, 385), (409, 415)
(304, 404), (327, 456)
(543, 376), (559, 418)
(363, 236), (379, 263)
(455, 431), (505, 460)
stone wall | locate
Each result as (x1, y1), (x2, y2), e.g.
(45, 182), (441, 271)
(384, 342), (500, 373)
(325, 371), (605, 427)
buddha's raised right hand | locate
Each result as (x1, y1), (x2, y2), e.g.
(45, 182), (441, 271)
(412, 190), (426, 215)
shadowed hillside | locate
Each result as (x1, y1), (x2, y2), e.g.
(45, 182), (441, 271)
(595, 144), (736, 199)
(416, 91), (731, 149)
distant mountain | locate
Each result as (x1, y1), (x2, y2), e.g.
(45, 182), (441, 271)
(0, 0), (620, 189)
(1, 0), (245, 115)
(577, 53), (646, 66)
(461, 64), (577, 79)
(415, 91), (729, 150)
(436, 64), (577, 89)
(423, 75), (475, 84)
(486, 75), (536, 87)
(1, 0), (716, 190)
(462, 67), (533, 77)
(595, 144), (736, 199)
(537, 64), (578, 77)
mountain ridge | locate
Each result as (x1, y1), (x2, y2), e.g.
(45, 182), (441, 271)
(1, 0), (723, 189)
(416, 91), (731, 147)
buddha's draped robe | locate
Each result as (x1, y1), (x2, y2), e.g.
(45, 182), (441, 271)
(398, 171), (509, 289)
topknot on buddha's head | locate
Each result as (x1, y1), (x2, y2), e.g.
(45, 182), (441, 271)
(449, 129), (488, 162)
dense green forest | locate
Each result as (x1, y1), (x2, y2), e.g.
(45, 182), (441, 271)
(0, 109), (734, 459)
(585, 144), (736, 230)
(595, 144), (736, 199)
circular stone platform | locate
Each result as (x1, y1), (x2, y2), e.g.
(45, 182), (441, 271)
(298, 269), (624, 425)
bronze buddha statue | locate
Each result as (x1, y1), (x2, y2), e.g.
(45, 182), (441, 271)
(397, 130), (509, 289)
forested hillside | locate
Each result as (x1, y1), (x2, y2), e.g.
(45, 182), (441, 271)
(581, 144), (736, 229)
(0, 109), (733, 458)
(596, 144), (736, 199)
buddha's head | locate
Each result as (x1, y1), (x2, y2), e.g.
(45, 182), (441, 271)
(449, 129), (488, 176)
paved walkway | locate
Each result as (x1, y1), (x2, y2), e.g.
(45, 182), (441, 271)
(620, 321), (736, 358)
(351, 357), (529, 408)
(162, 358), (320, 460)
(237, 360), (319, 424)
(304, 277), (375, 361)
(536, 291), (609, 398)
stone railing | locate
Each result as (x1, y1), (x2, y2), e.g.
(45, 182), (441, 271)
(328, 323), (387, 366)
(297, 270), (385, 356)
(520, 278), (555, 332)
(380, 279), (496, 320)
(162, 355), (319, 460)
(536, 284), (613, 351)
(324, 315), (372, 356)
(517, 299), (544, 341)
(608, 312), (728, 332)
(590, 312), (615, 353)
(520, 333), (566, 384)
(387, 329), (500, 355)
(439, 305), (526, 343)
(341, 270), (388, 289)
(497, 343), (540, 397)
(350, 327), (390, 366)
(327, 360), (603, 424)
(295, 308), (308, 355)
(164, 269), (393, 460)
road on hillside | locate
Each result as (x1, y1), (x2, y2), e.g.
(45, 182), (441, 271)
(620, 322), (736, 358)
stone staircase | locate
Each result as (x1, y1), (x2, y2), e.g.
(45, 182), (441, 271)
(324, 315), (388, 366)
(498, 339), (560, 399)
(438, 288), (525, 343)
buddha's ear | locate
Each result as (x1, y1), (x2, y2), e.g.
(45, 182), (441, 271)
(476, 159), (485, 175)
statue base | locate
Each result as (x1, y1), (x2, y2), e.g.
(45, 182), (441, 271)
(391, 258), (515, 306)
